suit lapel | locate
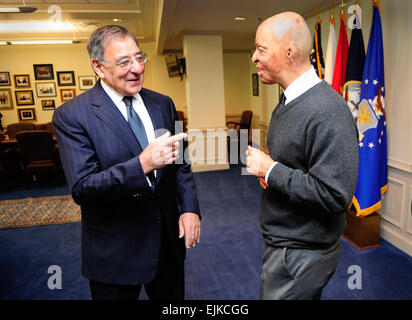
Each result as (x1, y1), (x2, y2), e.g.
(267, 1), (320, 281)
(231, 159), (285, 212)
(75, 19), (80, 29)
(139, 88), (167, 185)
(91, 81), (142, 156)
(139, 88), (166, 134)
(91, 84), (169, 186)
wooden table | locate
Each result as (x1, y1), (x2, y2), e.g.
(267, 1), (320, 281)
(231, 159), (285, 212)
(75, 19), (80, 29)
(0, 135), (57, 151)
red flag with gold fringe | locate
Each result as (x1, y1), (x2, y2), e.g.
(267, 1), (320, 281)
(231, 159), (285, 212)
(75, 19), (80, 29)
(332, 13), (349, 95)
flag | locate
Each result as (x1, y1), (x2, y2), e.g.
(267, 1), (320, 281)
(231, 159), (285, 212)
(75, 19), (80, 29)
(343, 6), (366, 119)
(331, 13), (349, 94)
(310, 20), (325, 78)
(352, 1), (387, 217)
(324, 15), (337, 84)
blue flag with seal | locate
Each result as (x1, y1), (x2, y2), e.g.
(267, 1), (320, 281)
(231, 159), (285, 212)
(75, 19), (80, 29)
(352, 1), (387, 217)
(343, 3), (365, 120)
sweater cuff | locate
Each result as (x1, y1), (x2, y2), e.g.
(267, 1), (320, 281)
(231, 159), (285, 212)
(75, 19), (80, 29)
(265, 161), (278, 185)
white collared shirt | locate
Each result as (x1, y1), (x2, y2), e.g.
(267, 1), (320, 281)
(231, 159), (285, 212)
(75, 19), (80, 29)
(265, 67), (321, 184)
(100, 80), (155, 144)
(283, 67), (322, 105)
(100, 80), (156, 183)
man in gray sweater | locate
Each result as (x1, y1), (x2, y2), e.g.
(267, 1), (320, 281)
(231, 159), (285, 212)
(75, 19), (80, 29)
(246, 12), (359, 299)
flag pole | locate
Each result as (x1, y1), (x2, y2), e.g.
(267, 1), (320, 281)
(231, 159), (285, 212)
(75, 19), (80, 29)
(314, 9), (323, 78)
(339, 0), (346, 20)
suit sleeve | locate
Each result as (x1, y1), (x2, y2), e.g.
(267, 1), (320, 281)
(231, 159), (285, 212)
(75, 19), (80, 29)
(167, 97), (201, 216)
(52, 104), (150, 205)
(267, 110), (359, 215)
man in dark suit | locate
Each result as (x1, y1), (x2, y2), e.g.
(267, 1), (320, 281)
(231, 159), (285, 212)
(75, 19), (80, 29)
(52, 25), (201, 300)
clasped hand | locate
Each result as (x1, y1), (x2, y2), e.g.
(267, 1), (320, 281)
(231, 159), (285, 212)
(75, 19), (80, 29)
(246, 146), (274, 190)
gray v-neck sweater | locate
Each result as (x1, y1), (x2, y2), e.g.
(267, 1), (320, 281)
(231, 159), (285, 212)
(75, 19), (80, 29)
(261, 81), (359, 249)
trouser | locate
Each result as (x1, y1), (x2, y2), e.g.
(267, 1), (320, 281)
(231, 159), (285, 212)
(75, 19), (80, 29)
(260, 240), (340, 300)
(89, 222), (184, 300)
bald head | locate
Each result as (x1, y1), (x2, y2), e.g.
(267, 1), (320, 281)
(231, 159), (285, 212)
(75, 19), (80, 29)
(252, 12), (313, 87)
(261, 12), (312, 63)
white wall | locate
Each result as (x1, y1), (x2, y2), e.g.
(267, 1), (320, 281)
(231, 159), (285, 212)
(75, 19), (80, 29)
(142, 41), (187, 113)
(223, 52), (251, 116)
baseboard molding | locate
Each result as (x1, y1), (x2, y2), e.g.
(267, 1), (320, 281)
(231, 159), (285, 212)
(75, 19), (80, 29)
(388, 158), (412, 174)
(381, 220), (412, 257)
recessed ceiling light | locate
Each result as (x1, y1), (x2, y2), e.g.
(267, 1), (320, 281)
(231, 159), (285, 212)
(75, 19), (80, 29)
(0, 21), (76, 33)
(0, 7), (37, 13)
(8, 40), (79, 45)
(113, 18), (122, 22)
(234, 17), (247, 21)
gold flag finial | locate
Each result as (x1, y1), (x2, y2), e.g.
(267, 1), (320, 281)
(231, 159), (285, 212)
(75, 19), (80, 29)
(339, 0), (346, 13)
(373, 0), (381, 13)
(330, 2), (335, 26)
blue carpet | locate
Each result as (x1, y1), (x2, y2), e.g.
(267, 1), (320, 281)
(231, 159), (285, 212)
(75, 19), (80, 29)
(1, 166), (412, 300)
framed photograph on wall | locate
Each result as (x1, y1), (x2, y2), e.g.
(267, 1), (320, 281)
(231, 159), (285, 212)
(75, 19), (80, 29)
(33, 64), (54, 80)
(41, 99), (56, 110)
(60, 88), (76, 101)
(15, 90), (34, 106)
(78, 75), (96, 90)
(14, 74), (31, 88)
(18, 108), (36, 121)
(57, 71), (75, 86)
(0, 88), (13, 110)
(0, 72), (11, 86)
(35, 82), (56, 97)
(252, 73), (259, 96)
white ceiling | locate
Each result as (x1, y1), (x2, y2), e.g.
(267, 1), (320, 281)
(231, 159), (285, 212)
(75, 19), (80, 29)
(0, 0), (335, 52)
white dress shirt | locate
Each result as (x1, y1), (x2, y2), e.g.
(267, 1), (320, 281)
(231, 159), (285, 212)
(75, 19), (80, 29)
(265, 67), (322, 183)
(100, 80), (156, 183)
(100, 80), (155, 144)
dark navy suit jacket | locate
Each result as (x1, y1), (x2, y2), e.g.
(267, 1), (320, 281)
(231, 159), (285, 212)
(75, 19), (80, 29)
(52, 81), (200, 285)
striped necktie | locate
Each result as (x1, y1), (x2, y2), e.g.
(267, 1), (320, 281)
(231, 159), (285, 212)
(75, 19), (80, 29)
(123, 96), (155, 189)
(123, 96), (149, 149)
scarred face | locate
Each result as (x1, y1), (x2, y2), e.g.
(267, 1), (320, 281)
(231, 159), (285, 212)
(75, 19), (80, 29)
(252, 23), (289, 85)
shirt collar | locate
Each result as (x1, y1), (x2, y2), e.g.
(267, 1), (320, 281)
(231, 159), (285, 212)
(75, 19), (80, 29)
(100, 79), (142, 106)
(283, 67), (321, 105)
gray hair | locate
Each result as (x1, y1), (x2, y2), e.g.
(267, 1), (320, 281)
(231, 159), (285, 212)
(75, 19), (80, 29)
(87, 25), (139, 63)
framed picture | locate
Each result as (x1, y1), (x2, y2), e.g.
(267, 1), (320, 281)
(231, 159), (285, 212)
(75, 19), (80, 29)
(41, 99), (55, 110)
(60, 88), (76, 101)
(0, 88), (13, 110)
(57, 71), (75, 86)
(18, 108), (36, 121)
(0, 72), (11, 86)
(15, 90), (34, 106)
(35, 82), (56, 97)
(33, 64), (54, 80)
(79, 75), (96, 90)
(13, 74), (31, 88)
(252, 73), (259, 96)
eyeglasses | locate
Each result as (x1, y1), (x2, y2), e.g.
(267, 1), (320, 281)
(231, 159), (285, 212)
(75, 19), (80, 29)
(113, 52), (148, 69)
